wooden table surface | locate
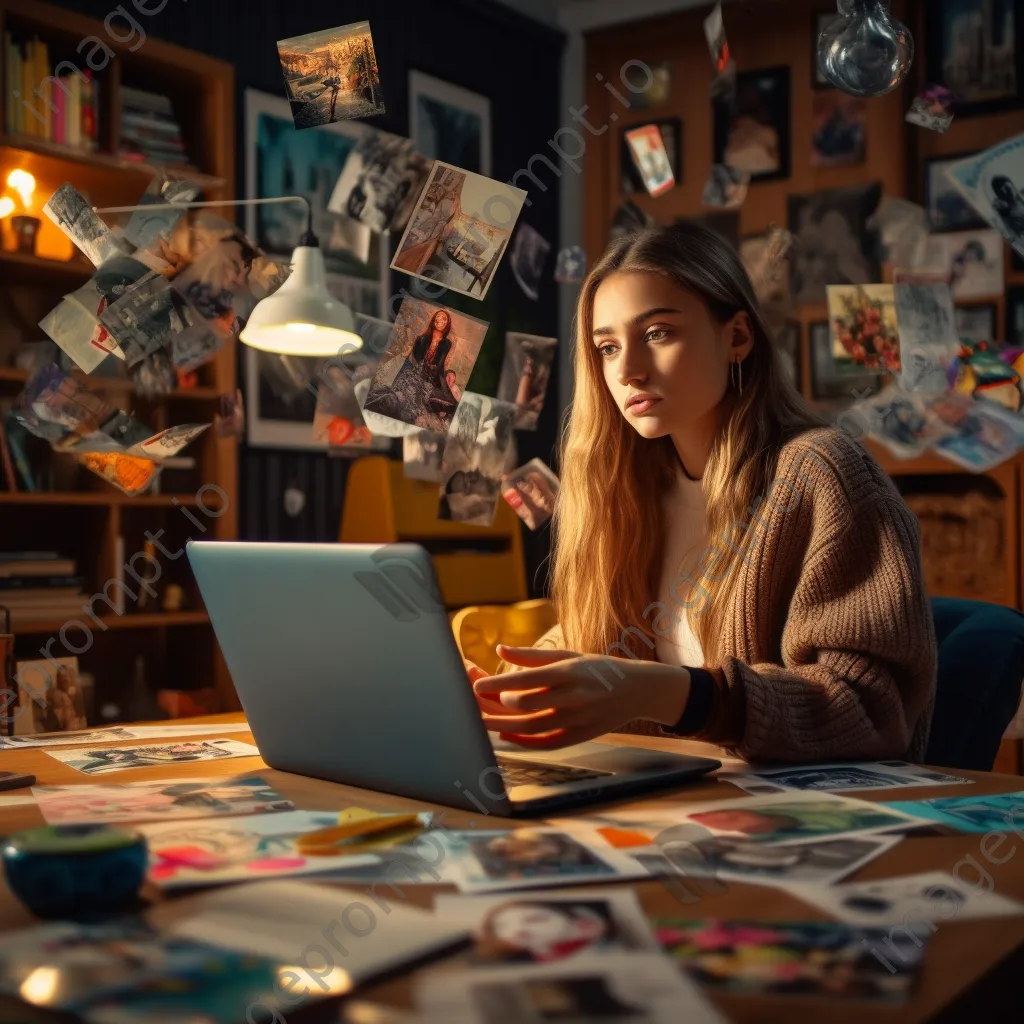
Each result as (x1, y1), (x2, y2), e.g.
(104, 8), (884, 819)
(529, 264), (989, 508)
(1, 713), (1023, 1022)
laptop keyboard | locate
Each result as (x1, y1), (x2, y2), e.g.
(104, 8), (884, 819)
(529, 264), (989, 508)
(495, 754), (612, 788)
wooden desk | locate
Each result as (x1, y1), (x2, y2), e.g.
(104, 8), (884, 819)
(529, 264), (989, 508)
(2, 713), (1024, 1022)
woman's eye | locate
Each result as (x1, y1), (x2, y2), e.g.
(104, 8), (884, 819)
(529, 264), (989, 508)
(596, 342), (618, 357)
(645, 327), (670, 342)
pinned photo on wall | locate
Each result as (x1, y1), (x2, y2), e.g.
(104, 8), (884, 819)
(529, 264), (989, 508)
(327, 128), (431, 233)
(811, 92), (865, 167)
(497, 332), (557, 430)
(403, 429), (448, 482)
(827, 284), (901, 375)
(555, 245), (587, 284)
(701, 164), (749, 210)
(906, 84), (957, 133)
(362, 297), (488, 434)
(277, 21), (385, 128)
(42, 182), (124, 267)
(942, 133), (1024, 261)
(391, 160), (527, 300)
(622, 119), (681, 195)
(502, 459), (559, 531)
(893, 271), (961, 393)
(920, 228), (1005, 300)
(510, 223), (551, 301)
(925, 154), (988, 232)
(437, 392), (516, 526)
(713, 66), (791, 183)
(624, 124), (676, 197)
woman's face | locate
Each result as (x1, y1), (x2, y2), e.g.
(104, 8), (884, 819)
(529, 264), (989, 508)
(488, 904), (587, 953)
(432, 311), (449, 331)
(591, 271), (745, 441)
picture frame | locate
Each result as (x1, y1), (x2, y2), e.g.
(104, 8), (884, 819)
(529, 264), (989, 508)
(812, 11), (838, 89)
(809, 320), (882, 401)
(955, 303), (998, 343)
(244, 347), (326, 451)
(713, 66), (791, 184)
(244, 88), (388, 315)
(621, 118), (682, 195)
(926, 0), (1023, 118)
(924, 153), (989, 232)
(13, 657), (87, 736)
(1007, 287), (1024, 347)
(409, 70), (491, 177)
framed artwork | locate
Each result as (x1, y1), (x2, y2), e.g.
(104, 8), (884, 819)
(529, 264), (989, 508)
(924, 153), (988, 232)
(921, 229), (1005, 300)
(926, 0), (1022, 117)
(621, 118), (682, 194)
(955, 303), (997, 343)
(809, 320), (882, 401)
(811, 92), (865, 167)
(1007, 287), (1024, 347)
(409, 70), (491, 176)
(713, 67), (791, 184)
(245, 347), (330, 450)
(244, 88), (387, 316)
(812, 11), (838, 89)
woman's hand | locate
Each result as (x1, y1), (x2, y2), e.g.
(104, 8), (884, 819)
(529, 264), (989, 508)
(472, 645), (691, 749)
(464, 659), (517, 718)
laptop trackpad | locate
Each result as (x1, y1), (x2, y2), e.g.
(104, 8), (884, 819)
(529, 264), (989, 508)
(495, 739), (697, 776)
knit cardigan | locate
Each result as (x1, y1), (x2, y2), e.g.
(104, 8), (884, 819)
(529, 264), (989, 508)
(539, 426), (938, 764)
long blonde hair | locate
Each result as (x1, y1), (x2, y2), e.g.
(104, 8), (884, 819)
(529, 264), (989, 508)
(551, 222), (823, 666)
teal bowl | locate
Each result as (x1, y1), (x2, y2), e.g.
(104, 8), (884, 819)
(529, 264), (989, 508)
(2, 824), (148, 919)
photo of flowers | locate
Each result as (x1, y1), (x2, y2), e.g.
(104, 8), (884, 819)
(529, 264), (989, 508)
(827, 284), (901, 373)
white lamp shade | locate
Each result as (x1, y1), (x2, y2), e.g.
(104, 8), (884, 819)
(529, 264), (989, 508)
(240, 245), (363, 357)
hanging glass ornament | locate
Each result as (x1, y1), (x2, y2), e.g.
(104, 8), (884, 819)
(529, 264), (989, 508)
(817, 0), (914, 98)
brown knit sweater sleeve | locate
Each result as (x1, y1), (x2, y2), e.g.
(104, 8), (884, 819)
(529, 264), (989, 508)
(693, 430), (937, 762)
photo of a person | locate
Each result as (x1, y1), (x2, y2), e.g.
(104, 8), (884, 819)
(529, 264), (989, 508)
(39, 665), (88, 733)
(989, 174), (1024, 240)
(688, 800), (906, 843)
(714, 69), (790, 181)
(473, 900), (616, 963)
(497, 333), (557, 430)
(54, 739), (253, 776)
(502, 459), (559, 530)
(470, 830), (612, 880)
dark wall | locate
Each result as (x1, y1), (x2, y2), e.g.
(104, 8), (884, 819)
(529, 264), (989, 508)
(50, 0), (566, 597)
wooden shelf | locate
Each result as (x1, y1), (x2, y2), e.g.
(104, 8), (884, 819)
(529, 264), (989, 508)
(0, 366), (219, 400)
(0, 492), (218, 507)
(0, 133), (226, 191)
(10, 610), (210, 634)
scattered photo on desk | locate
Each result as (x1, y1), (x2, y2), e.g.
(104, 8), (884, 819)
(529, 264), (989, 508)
(437, 392), (517, 526)
(884, 791), (1024, 833)
(414, 953), (716, 1023)
(432, 888), (659, 964)
(45, 738), (260, 776)
(391, 160), (527, 300)
(0, 723), (246, 749)
(784, 870), (1024, 932)
(497, 332), (557, 430)
(33, 776), (295, 826)
(436, 828), (643, 893)
(653, 918), (925, 1001)
(926, 389), (1024, 471)
(723, 762), (973, 796)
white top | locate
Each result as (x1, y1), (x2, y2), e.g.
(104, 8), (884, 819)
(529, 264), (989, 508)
(654, 472), (707, 668)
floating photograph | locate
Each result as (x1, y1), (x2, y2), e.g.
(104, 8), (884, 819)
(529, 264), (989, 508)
(925, 152), (988, 232)
(828, 284), (901, 374)
(624, 123), (676, 196)
(501, 458), (559, 531)
(497, 331), (557, 430)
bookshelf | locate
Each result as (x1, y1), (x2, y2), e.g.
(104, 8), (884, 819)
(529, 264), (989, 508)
(0, 0), (239, 723)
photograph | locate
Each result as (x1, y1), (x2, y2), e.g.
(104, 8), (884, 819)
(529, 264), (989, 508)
(409, 70), (491, 176)
(624, 123), (676, 196)
(40, 294), (124, 376)
(555, 245), (587, 284)
(811, 92), (865, 167)
(926, 0), (1021, 115)
(403, 429), (448, 482)
(905, 84), (957, 132)
(621, 119), (681, 195)
(510, 223), (551, 302)
(361, 296), (489, 433)
(415, 954), (714, 1023)
(433, 888), (659, 964)
(892, 271), (961, 393)
(942, 135), (1024, 260)
(920, 228), (1005, 299)
(311, 359), (390, 453)
(713, 66), (791, 183)
(437, 392), (517, 526)
(42, 182), (124, 267)
(704, 2), (731, 76)
(246, 88), (386, 294)
(957, 303), (998, 342)
(725, 761), (971, 795)
(502, 458), (559, 530)
(927, 388), (1024, 470)
(850, 391), (952, 460)
(630, 60), (672, 108)
(12, 657), (87, 736)
(788, 183), (883, 306)
(828, 284), (901, 373)
(654, 918), (925, 1000)
(45, 739), (260, 776)
(1008, 286), (1024, 346)
(925, 153), (989, 232)
(886, 791), (1024, 833)
(701, 164), (749, 210)
(327, 126), (432, 234)
(277, 21), (384, 128)
(391, 160), (527, 300)
(244, 349), (321, 449)
(34, 776), (295, 826)
(813, 11), (839, 87)
(497, 332), (557, 430)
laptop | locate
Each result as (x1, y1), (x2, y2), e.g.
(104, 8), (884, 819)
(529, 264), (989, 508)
(186, 541), (720, 816)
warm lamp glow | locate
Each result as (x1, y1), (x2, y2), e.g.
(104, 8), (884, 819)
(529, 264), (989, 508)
(7, 169), (35, 211)
(0, 197), (14, 219)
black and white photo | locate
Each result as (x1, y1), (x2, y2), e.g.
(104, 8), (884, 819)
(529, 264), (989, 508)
(43, 183), (124, 267)
(403, 429), (448, 482)
(409, 70), (491, 176)
(925, 153), (988, 232)
(497, 332), (557, 430)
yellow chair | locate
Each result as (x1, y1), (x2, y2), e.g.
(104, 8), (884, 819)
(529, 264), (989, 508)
(451, 598), (557, 674)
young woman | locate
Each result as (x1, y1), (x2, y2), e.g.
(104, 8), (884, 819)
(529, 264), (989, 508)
(470, 222), (936, 763)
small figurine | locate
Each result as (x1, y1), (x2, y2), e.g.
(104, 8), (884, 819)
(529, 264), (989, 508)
(162, 584), (185, 612)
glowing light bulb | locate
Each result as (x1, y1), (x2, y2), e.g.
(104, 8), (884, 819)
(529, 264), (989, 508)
(0, 197), (15, 219)
(6, 169), (35, 210)
(817, 0), (914, 98)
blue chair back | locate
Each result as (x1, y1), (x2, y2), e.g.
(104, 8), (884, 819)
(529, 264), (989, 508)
(925, 597), (1024, 771)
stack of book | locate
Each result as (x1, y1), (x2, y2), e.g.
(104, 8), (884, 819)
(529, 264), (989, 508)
(0, 552), (88, 628)
(3, 34), (99, 151)
(118, 86), (191, 167)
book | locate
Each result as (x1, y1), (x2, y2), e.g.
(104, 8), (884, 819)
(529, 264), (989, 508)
(121, 85), (174, 115)
(81, 69), (95, 151)
(21, 39), (35, 137)
(38, 38), (50, 141)
(0, 559), (76, 577)
(4, 32), (12, 133)
(0, 576), (85, 591)
(67, 72), (80, 148)
(53, 76), (66, 145)
(9, 37), (20, 134)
